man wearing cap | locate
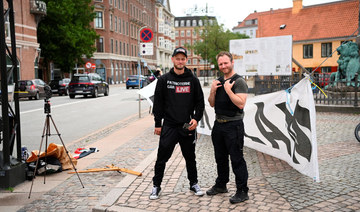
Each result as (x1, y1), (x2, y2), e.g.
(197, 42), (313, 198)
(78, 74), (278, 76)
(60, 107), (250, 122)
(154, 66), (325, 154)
(150, 47), (205, 200)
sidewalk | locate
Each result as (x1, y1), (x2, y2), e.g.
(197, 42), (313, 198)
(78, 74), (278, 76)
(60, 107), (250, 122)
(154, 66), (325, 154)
(0, 110), (359, 211)
(95, 112), (360, 212)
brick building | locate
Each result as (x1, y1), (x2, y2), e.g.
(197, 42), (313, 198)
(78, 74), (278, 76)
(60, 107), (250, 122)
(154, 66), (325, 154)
(232, 0), (358, 75)
(89, 0), (157, 84)
(155, 0), (174, 74)
(4, 0), (46, 82)
(174, 15), (217, 77)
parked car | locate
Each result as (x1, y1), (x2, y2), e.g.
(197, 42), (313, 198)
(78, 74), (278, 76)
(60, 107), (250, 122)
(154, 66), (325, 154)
(49, 78), (70, 96)
(17, 79), (49, 100)
(126, 75), (148, 89)
(68, 73), (109, 99)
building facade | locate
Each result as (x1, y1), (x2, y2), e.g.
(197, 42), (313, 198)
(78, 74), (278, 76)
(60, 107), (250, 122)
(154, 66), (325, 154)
(4, 0), (46, 82)
(174, 15), (216, 77)
(232, 0), (358, 75)
(90, 0), (157, 84)
(155, 0), (174, 74)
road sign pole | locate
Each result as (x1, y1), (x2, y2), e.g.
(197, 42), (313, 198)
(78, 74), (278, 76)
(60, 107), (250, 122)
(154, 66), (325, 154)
(138, 26), (147, 118)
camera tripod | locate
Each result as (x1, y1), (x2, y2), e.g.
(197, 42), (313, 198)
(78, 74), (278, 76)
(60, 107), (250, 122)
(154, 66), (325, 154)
(28, 99), (84, 198)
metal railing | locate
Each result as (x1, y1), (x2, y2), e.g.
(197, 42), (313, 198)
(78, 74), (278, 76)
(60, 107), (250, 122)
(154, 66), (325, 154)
(252, 73), (359, 107)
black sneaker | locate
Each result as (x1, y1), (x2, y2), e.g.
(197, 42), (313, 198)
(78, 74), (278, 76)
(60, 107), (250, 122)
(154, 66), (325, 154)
(149, 186), (161, 200)
(229, 191), (249, 204)
(206, 185), (228, 196)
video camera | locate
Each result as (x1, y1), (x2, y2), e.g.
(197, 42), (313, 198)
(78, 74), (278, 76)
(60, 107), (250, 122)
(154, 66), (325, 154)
(44, 85), (52, 114)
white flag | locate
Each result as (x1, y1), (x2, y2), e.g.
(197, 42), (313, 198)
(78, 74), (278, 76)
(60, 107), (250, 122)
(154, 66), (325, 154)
(137, 79), (157, 107)
(198, 76), (320, 182)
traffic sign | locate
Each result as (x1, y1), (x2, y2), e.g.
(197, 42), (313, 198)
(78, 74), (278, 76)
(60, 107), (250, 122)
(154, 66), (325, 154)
(140, 28), (153, 42)
(85, 62), (91, 69)
(91, 64), (96, 70)
(140, 43), (153, 55)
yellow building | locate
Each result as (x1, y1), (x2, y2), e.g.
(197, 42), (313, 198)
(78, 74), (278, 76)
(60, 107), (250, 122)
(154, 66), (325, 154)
(233, 0), (358, 75)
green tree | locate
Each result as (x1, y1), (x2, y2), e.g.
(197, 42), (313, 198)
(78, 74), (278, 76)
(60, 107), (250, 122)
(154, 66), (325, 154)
(187, 19), (249, 69)
(38, 0), (98, 76)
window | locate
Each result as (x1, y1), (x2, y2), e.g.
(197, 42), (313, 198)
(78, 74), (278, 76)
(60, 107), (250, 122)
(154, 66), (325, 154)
(193, 30), (196, 37)
(5, 14), (9, 38)
(175, 20), (179, 27)
(96, 38), (104, 52)
(199, 20), (203, 26)
(180, 30), (184, 37)
(186, 20), (191, 26)
(95, 11), (103, 28)
(193, 59), (197, 64)
(114, 16), (117, 32)
(126, 22), (128, 35)
(180, 20), (184, 26)
(192, 20), (197, 26)
(187, 59), (191, 65)
(181, 40), (185, 46)
(321, 43), (332, 57)
(111, 39), (114, 53)
(110, 14), (113, 31)
(303, 44), (313, 59)
(321, 67), (331, 73)
(119, 17), (121, 33)
(186, 30), (191, 37)
(175, 30), (179, 37)
(119, 41), (122, 54)
(115, 40), (118, 53)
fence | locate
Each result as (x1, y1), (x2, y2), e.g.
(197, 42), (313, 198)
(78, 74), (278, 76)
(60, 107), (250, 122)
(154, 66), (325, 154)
(252, 73), (359, 107)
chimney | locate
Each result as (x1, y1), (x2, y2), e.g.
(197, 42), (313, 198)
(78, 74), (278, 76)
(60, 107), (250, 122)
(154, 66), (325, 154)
(292, 0), (303, 14)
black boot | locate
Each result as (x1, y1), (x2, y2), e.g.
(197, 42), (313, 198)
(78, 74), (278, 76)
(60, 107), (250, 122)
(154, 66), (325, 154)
(229, 190), (249, 204)
(206, 185), (228, 195)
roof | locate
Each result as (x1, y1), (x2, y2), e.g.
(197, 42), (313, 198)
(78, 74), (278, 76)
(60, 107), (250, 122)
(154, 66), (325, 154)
(236, 0), (359, 42)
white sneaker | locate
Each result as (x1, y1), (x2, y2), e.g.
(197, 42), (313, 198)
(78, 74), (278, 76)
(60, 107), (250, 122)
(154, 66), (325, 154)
(149, 186), (161, 200)
(190, 183), (204, 196)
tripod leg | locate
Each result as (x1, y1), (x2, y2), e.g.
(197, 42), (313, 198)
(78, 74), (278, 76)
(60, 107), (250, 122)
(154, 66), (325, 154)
(49, 115), (84, 188)
(42, 114), (51, 184)
(28, 115), (48, 198)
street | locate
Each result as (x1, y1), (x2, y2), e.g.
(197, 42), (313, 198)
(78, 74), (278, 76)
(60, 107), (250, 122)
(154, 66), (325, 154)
(18, 85), (151, 153)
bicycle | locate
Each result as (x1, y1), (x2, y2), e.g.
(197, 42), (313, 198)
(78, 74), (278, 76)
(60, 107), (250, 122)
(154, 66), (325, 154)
(355, 123), (360, 142)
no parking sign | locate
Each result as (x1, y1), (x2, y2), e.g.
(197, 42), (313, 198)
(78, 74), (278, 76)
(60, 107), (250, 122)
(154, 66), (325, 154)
(140, 28), (153, 43)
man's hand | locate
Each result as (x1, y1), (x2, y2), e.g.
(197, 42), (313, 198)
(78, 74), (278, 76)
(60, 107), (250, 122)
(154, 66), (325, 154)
(188, 119), (198, 131)
(208, 80), (222, 107)
(154, 127), (162, 135)
(224, 80), (235, 94)
(210, 79), (222, 93)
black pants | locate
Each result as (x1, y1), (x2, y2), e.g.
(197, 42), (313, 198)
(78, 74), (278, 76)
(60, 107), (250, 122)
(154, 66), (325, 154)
(211, 119), (249, 192)
(153, 125), (198, 187)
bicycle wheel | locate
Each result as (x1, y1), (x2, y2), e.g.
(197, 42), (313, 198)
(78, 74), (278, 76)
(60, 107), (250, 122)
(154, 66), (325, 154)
(355, 123), (360, 142)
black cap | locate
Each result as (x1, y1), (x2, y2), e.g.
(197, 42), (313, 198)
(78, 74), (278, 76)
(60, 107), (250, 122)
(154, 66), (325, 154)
(172, 47), (187, 57)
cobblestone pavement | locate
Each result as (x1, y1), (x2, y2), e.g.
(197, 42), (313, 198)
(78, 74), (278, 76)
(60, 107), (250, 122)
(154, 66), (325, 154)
(14, 112), (360, 211)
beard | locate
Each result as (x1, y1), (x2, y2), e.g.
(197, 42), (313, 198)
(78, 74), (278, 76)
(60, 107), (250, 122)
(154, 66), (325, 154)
(221, 65), (233, 74)
(174, 64), (185, 70)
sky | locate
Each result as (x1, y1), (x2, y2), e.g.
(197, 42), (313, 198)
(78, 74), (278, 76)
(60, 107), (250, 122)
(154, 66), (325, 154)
(169, 0), (343, 30)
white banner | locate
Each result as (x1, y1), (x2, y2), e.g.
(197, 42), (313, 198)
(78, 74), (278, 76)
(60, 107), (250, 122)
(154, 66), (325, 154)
(137, 79), (157, 107)
(198, 76), (320, 182)
(137, 76), (319, 181)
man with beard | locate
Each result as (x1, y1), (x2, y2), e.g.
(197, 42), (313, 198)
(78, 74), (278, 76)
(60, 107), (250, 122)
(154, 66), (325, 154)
(150, 47), (205, 200)
(207, 51), (249, 204)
